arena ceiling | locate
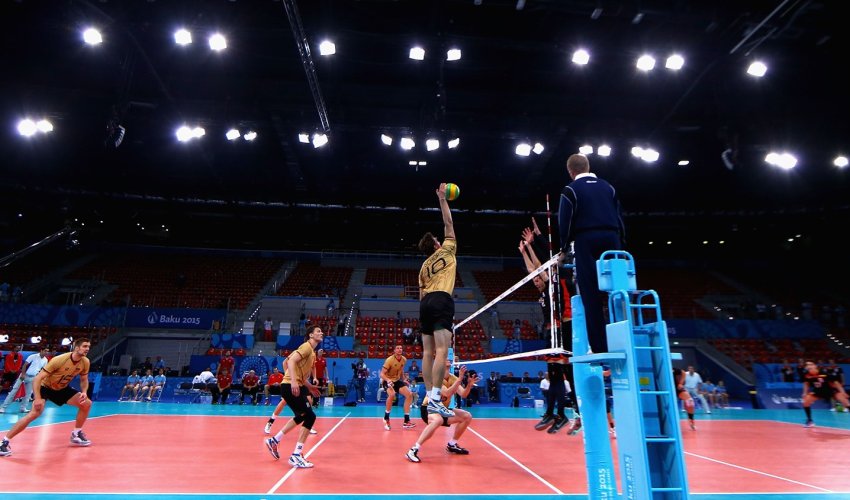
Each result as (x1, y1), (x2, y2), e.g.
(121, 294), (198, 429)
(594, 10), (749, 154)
(0, 0), (848, 256)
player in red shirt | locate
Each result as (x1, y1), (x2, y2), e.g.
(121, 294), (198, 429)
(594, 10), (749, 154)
(241, 370), (261, 405)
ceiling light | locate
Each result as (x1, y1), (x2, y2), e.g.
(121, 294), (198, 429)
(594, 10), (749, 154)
(17, 119), (37, 137)
(30, 336), (42, 344)
(192, 126), (205, 138)
(400, 137), (415, 150)
(833, 155), (848, 168)
(409, 46), (425, 60)
(319, 40), (336, 56)
(381, 134), (393, 146)
(578, 144), (593, 155)
(61, 337), (73, 346)
(418, 161), (427, 166)
(35, 119), (54, 133)
(174, 29), (192, 46)
(448, 138), (460, 149)
(298, 133), (310, 143)
(665, 54), (684, 70)
(408, 160), (417, 166)
(83, 27), (103, 45)
(515, 143), (531, 156)
(678, 160), (690, 166)
(446, 48), (462, 61)
(572, 49), (590, 65)
(765, 151), (797, 170)
(0, 334), (8, 343)
(533, 143), (544, 155)
(747, 61), (767, 77)
(597, 145), (611, 157)
(209, 33), (227, 51)
(243, 131), (257, 141)
(312, 133), (328, 148)
(636, 54), (656, 71)
(175, 125), (193, 142)
(631, 146), (644, 157)
(226, 129), (241, 141)
(426, 139), (440, 151)
(641, 148), (660, 162)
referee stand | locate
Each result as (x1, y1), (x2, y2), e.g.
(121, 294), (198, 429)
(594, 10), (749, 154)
(570, 251), (690, 500)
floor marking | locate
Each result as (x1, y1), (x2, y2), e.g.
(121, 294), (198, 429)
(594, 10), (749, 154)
(468, 427), (564, 495)
(685, 451), (833, 493)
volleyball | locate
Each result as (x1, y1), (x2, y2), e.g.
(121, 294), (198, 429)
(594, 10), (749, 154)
(445, 183), (460, 201)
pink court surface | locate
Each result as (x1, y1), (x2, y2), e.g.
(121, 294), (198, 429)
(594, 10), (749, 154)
(2, 403), (850, 500)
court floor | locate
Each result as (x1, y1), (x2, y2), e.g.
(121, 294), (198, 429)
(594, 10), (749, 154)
(2, 402), (849, 499)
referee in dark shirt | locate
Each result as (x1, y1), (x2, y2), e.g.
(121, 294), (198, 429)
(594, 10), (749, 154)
(558, 153), (625, 354)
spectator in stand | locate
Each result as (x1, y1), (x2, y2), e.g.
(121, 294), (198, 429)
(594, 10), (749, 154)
(487, 372), (500, 402)
(336, 315), (346, 336)
(408, 360), (420, 383)
(137, 369), (155, 401)
(780, 360), (796, 383)
(700, 379), (717, 409)
(353, 356), (369, 403)
(539, 372), (550, 403)
(312, 349), (328, 407)
(149, 368), (167, 401)
(241, 370), (261, 405)
(0, 281), (9, 302)
(714, 380), (729, 408)
(264, 367), (284, 405)
(326, 297), (335, 316)
(119, 370), (141, 401)
(218, 350), (235, 379)
(211, 368), (233, 405)
(795, 358), (807, 382)
(264, 317), (275, 342)
(684, 366), (711, 414)
(3, 346), (24, 389)
(153, 356), (166, 371)
(139, 357), (153, 374)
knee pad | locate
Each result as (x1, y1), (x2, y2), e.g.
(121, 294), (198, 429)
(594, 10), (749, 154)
(302, 410), (317, 429)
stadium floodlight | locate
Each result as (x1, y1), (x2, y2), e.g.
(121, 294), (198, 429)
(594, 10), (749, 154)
(418, 161), (427, 166)
(174, 29), (192, 46)
(448, 138), (460, 149)
(426, 139), (440, 151)
(175, 125), (194, 142)
(226, 129), (241, 141)
(636, 54), (656, 71)
(408, 160), (417, 166)
(400, 137), (415, 150)
(834, 155), (849, 168)
(665, 54), (684, 70)
(62, 337), (73, 346)
(208, 33), (227, 51)
(572, 49), (590, 65)
(83, 27), (103, 45)
(409, 46), (425, 60)
(192, 126), (205, 139)
(678, 160), (690, 166)
(36, 119), (54, 133)
(765, 151), (797, 170)
(298, 133), (310, 143)
(597, 144), (611, 157)
(515, 143), (532, 156)
(319, 40), (336, 56)
(631, 146), (644, 157)
(381, 134), (393, 146)
(30, 336), (42, 344)
(641, 148), (660, 162)
(446, 48), (462, 61)
(747, 61), (767, 77)
(0, 334), (8, 343)
(533, 143), (544, 155)
(243, 131), (257, 141)
(17, 119), (38, 137)
(312, 133), (328, 148)
(578, 144), (593, 155)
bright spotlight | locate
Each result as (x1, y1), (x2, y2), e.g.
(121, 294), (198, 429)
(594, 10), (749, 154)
(636, 54), (656, 71)
(174, 29), (192, 46)
(208, 33), (227, 51)
(226, 129), (241, 141)
(641, 148), (660, 162)
(243, 131), (257, 141)
(515, 143), (532, 156)
(747, 61), (767, 77)
(678, 160), (690, 166)
(319, 40), (336, 56)
(834, 155), (849, 168)
(175, 125), (194, 142)
(192, 126), (205, 138)
(448, 138), (460, 149)
(381, 134), (393, 146)
(665, 54), (684, 70)
(17, 119), (37, 137)
(61, 337), (73, 346)
(83, 27), (103, 45)
(30, 336), (42, 344)
(631, 146), (644, 157)
(409, 46), (425, 60)
(36, 119), (54, 133)
(312, 133), (328, 148)
(446, 48), (462, 61)
(578, 144), (593, 155)
(765, 151), (797, 170)
(572, 49), (590, 65)
(0, 334), (8, 343)
(408, 160), (417, 166)
(533, 143), (544, 155)
(426, 139), (440, 151)
(298, 133), (310, 143)
(597, 145), (611, 157)
(400, 137), (415, 150)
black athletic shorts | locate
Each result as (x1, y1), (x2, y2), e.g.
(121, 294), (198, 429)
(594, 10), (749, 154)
(420, 291), (455, 335)
(281, 383), (311, 415)
(381, 380), (407, 392)
(40, 385), (79, 406)
(265, 384), (282, 395)
(420, 403), (450, 426)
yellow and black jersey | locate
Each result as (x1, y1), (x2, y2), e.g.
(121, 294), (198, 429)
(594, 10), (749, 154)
(40, 352), (90, 390)
(282, 342), (316, 386)
(382, 355), (407, 382)
(419, 238), (457, 295)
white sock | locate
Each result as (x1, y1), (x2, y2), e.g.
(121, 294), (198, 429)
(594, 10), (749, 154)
(274, 431), (284, 442)
(448, 440), (457, 446)
(293, 442), (304, 455)
(3, 435), (9, 442)
(73, 428), (82, 435)
(429, 388), (441, 400)
(412, 443), (420, 450)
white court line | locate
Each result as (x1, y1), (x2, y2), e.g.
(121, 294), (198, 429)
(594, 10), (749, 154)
(468, 427), (564, 495)
(266, 412), (351, 495)
(684, 451), (833, 493)
(0, 412), (117, 432)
